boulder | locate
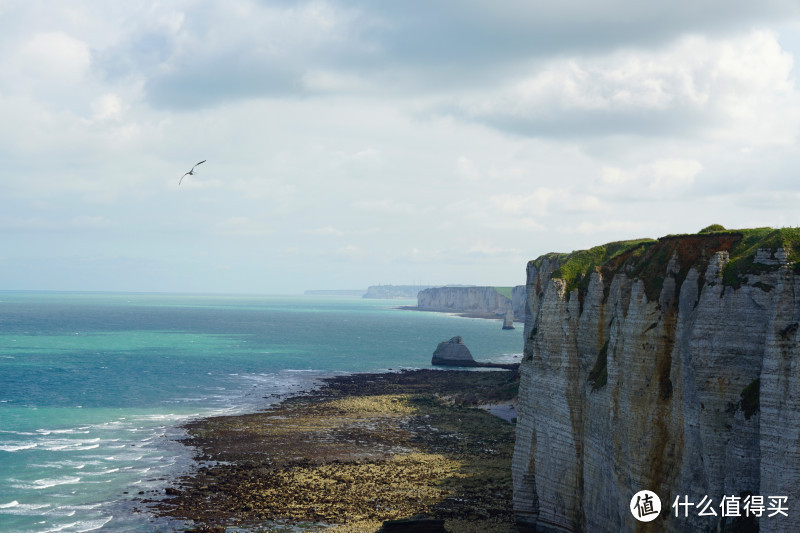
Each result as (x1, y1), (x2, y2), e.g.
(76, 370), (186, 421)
(431, 336), (476, 367)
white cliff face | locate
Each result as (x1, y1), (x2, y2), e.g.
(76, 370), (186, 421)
(513, 242), (800, 532)
(418, 286), (526, 316)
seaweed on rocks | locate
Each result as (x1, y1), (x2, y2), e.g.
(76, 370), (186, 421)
(149, 369), (520, 533)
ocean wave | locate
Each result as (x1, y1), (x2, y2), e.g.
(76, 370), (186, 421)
(84, 468), (119, 476)
(0, 430), (37, 436)
(40, 438), (101, 451)
(0, 501), (51, 514)
(76, 515), (114, 532)
(59, 503), (103, 511)
(0, 442), (38, 452)
(100, 454), (143, 462)
(46, 429), (91, 435)
(132, 413), (196, 422)
(37, 515), (113, 533)
(11, 476), (82, 490)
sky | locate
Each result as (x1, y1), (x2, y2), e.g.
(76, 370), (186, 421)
(2, 1), (800, 294)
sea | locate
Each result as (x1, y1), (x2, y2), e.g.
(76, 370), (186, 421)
(0, 292), (523, 532)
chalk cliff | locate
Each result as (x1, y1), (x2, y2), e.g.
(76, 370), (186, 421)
(512, 228), (800, 532)
(418, 286), (527, 317)
(363, 285), (434, 299)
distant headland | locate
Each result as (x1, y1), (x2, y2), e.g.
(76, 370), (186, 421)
(304, 284), (478, 299)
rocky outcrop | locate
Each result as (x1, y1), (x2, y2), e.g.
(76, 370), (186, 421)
(512, 230), (800, 532)
(432, 336), (476, 366)
(503, 310), (515, 330)
(418, 286), (526, 317)
(431, 336), (520, 369)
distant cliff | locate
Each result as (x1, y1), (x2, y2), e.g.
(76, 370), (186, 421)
(363, 285), (434, 299)
(417, 286), (526, 317)
(513, 227), (800, 532)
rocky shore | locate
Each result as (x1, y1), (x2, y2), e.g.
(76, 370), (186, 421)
(149, 368), (520, 532)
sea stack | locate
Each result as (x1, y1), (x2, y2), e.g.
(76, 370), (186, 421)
(502, 310), (515, 329)
(431, 336), (476, 367)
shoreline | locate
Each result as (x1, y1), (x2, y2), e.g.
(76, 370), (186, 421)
(148, 368), (520, 532)
(396, 306), (525, 323)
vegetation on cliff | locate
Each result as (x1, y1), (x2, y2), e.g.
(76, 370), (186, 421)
(543, 239), (655, 296)
(492, 287), (514, 300)
(533, 226), (800, 304)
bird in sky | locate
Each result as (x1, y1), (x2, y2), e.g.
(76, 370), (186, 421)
(179, 160), (206, 185)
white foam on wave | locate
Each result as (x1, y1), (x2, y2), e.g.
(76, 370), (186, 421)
(132, 412), (196, 423)
(41, 438), (102, 451)
(11, 476), (82, 490)
(0, 442), (38, 452)
(41, 521), (80, 532)
(59, 503), (102, 511)
(84, 468), (119, 476)
(76, 515), (113, 532)
(0, 501), (51, 514)
(100, 453), (143, 462)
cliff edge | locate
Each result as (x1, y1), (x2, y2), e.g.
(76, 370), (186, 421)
(513, 226), (800, 532)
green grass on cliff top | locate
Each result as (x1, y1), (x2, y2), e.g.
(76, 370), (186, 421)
(534, 239), (655, 294)
(493, 286), (514, 300)
(532, 226), (800, 296)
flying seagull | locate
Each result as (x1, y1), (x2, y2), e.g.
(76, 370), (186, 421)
(179, 160), (206, 185)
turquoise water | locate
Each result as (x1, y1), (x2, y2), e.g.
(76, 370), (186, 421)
(0, 292), (523, 532)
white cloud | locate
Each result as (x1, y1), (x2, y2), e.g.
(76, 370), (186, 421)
(456, 31), (800, 144)
(302, 70), (370, 92)
(490, 188), (604, 216)
(456, 156), (481, 180)
(16, 31), (91, 85)
(467, 242), (521, 257)
(90, 94), (124, 121)
(602, 158), (703, 189)
(572, 220), (646, 235)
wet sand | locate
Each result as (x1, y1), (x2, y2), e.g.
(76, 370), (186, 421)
(148, 368), (520, 532)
